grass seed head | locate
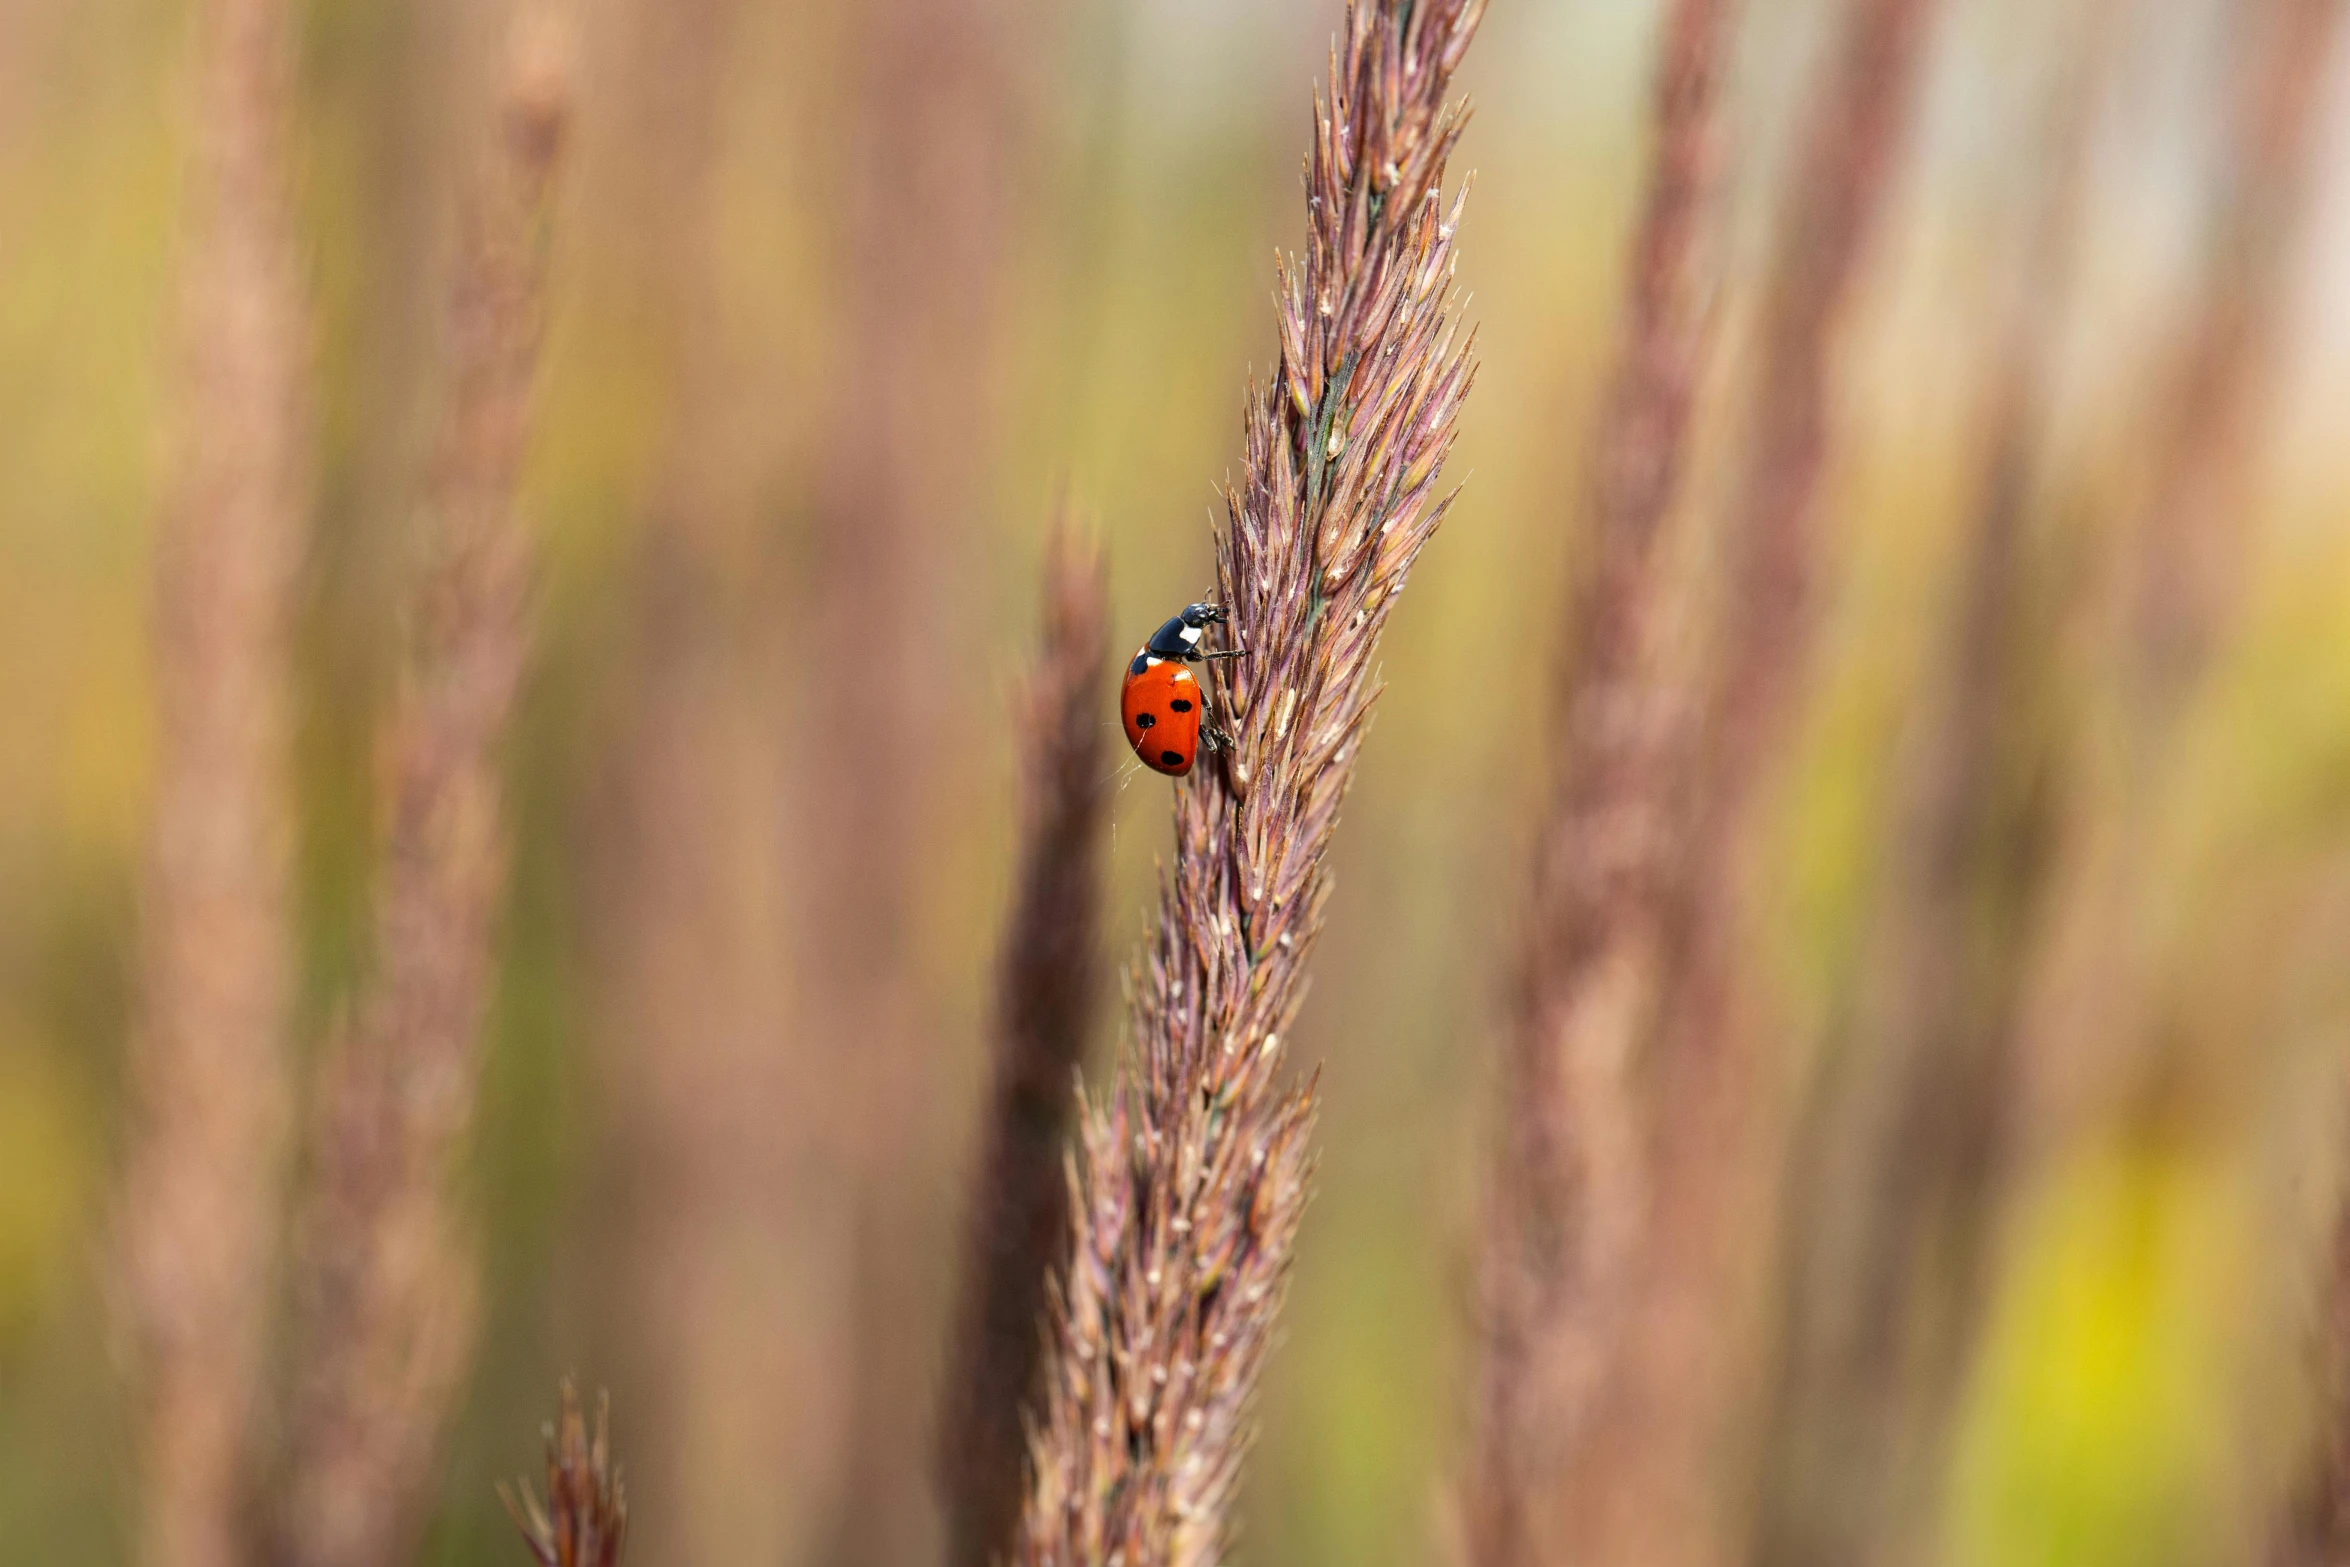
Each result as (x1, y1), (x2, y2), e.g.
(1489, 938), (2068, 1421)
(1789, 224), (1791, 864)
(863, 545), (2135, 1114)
(1016, 3), (1485, 1563)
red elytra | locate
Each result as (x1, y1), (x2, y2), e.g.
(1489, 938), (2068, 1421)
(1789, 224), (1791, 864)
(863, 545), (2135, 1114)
(1121, 658), (1204, 775)
(1119, 601), (1237, 777)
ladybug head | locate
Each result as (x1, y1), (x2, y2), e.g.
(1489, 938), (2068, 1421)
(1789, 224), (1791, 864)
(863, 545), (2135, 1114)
(1144, 601), (1232, 662)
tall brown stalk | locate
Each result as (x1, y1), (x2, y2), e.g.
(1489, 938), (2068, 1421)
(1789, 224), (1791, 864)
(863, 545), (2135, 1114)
(1015, 3), (1483, 1561)
(274, 25), (571, 1567)
(2178, 8), (2350, 1564)
(590, 2), (838, 1561)
(2016, 0), (2346, 1189)
(117, 2), (309, 1564)
(1521, 0), (1939, 1561)
(1465, 0), (1733, 1559)
(2276, 1195), (2350, 1565)
(801, 0), (1046, 1556)
(1747, 9), (2112, 1563)
(938, 521), (1110, 1567)
(2127, 0), (2347, 719)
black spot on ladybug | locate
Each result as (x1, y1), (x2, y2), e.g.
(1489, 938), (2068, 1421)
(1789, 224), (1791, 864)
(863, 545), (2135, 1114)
(1160, 750), (1184, 768)
(1169, 698), (1194, 713)
(1135, 711), (1157, 729)
(1130, 651), (1151, 675)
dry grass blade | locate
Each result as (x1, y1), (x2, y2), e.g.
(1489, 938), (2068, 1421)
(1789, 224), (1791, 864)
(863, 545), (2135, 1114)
(499, 1382), (629, 1567)
(2277, 1189), (2350, 1565)
(1466, 0), (1733, 1560)
(1747, 9), (2112, 1563)
(2128, 0), (2348, 714)
(274, 22), (572, 1567)
(939, 520), (1110, 1567)
(115, 2), (310, 1565)
(585, 2), (838, 1561)
(1527, 0), (1941, 1560)
(803, 3), (1047, 1558)
(2013, 0), (2346, 1204)
(1015, 2), (1485, 1563)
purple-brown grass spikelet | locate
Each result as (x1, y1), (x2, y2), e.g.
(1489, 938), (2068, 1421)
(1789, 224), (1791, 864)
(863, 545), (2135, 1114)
(1015, 2), (1485, 1563)
(500, 1382), (630, 1567)
(115, 2), (310, 1565)
(939, 520), (1111, 1567)
(1465, 0), (1734, 1560)
(274, 22), (572, 1567)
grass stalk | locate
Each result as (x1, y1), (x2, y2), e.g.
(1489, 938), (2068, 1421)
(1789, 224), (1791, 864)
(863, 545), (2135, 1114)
(588, 5), (852, 1561)
(939, 520), (1110, 1567)
(2126, 0), (2348, 717)
(800, 2), (1045, 1557)
(273, 25), (571, 1567)
(2277, 1184), (2350, 1564)
(1530, 0), (1940, 1560)
(1465, 0), (1734, 1558)
(115, 2), (310, 1564)
(1746, 8), (2113, 1562)
(2014, 0), (2346, 1188)
(1015, 3), (1484, 1561)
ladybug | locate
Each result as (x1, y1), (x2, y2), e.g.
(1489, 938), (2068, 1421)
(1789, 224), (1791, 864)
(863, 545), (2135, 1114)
(1120, 601), (1243, 776)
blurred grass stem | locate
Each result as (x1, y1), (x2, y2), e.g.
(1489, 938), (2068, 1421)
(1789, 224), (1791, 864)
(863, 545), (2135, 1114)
(1538, 0), (1939, 1560)
(937, 522), (1109, 1567)
(1746, 6), (2113, 1561)
(801, 2), (1048, 1558)
(275, 24), (571, 1567)
(1466, 0), (1733, 1557)
(590, 4), (845, 1562)
(2015, 0), (2346, 1190)
(117, 2), (310, 1564)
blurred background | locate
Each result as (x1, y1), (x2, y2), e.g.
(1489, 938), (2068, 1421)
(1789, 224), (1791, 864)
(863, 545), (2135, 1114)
(4, 0), (2350, 1564)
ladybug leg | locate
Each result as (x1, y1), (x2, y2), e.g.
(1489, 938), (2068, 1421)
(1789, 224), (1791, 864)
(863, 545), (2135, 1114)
(1199, 646), (1248, 661)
